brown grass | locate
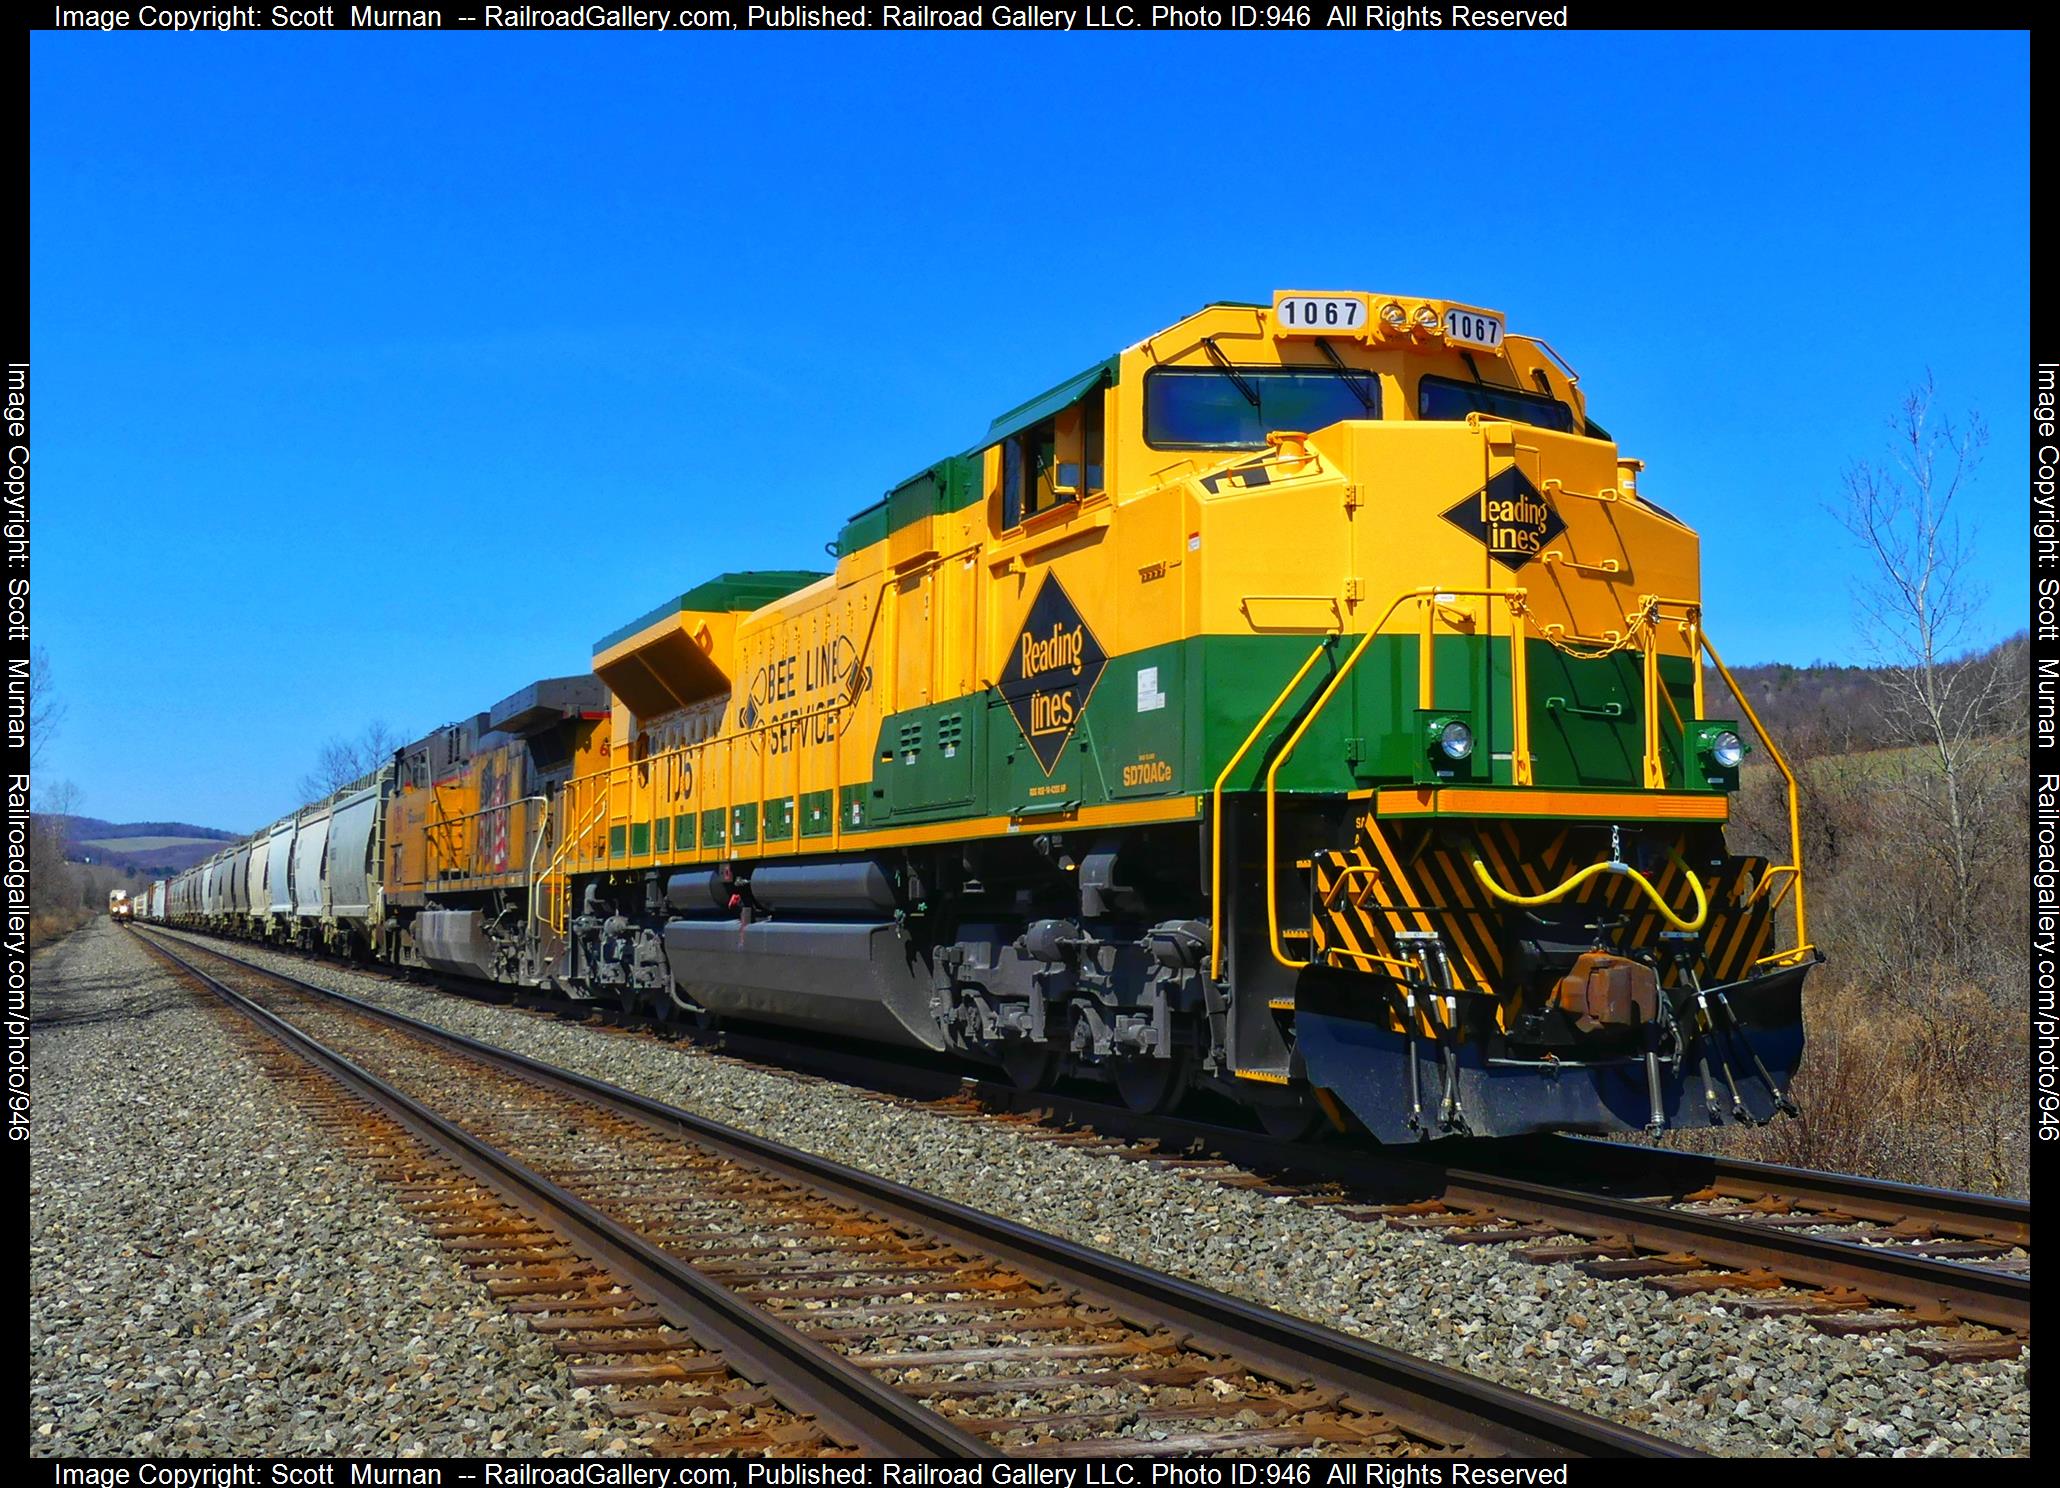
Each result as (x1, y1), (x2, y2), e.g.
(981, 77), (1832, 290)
(1664, 737), (2028, 1197)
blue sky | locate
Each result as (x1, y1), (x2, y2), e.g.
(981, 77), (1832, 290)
(31, 30), (2030, 830)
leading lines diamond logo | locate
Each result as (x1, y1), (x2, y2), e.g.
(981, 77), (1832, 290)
(1440, 465), (1565, 572)
(997, 574), (1107, 776)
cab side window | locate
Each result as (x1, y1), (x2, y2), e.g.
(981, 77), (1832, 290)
(1002, 392), (1105, 529)
(1054, 391), (1104, 503)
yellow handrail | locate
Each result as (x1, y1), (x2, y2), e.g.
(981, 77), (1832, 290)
(1641, 627), (1666, 787)
(1746, 862), (1799, 910)
(536, 786), (612, 935)
(520, 797), (552, 940)
(1508, 600), (1533, 785)
(426, 794), (546, 881)
(1264, 587), (1527, 970)
(1702, 632), (1810, 963)
(562, 575), (898, 876)
(1417, 591), (1536, 785)
(1469, 849), (1709, 933)
(1209, 638), (1333, 978)
(1254, 586), (1768, 971)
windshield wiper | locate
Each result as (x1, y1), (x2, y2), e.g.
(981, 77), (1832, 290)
(1315, 338), (1379, 415)
(1202, 337), (1260, 408)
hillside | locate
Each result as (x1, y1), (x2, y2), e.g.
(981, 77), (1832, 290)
(1703, 632), (2024, 756)
(59, 815), (241, 876)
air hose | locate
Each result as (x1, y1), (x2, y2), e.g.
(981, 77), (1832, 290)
(1468, 847), (1708, 933)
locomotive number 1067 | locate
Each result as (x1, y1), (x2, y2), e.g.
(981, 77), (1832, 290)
(1274, 295), (1365, 332)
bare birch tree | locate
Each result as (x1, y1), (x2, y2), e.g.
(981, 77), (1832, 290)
(1835, 373), (2016, 965)
(28, 646), (62, 769)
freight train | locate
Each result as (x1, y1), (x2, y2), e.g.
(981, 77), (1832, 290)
(140, 291), (1816, 1141)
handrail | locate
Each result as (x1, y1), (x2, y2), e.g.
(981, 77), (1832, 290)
(1209, 638), (1333, 978)
(1539, 551), (1622, 576)
(1263, 587), (1518, 970)
(1254, 588), (1794, 974)
(418, 781), (459, 884)
(561, 576), (898, 876)
(1239, 593), (1344, 631)
(1541, 477), (1619, 504)
(522, 798), (552, 939)
(1418, 590), (1535, 785)
(424, 795), (546, 875)
(1641, 626), (1666, 787)
(536, 786), (612, 935)
(1701, 632), (1809, 963)
(1745, 862), (1799, 910)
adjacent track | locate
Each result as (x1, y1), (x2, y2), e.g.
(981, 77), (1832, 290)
(135, 927), (1694, 1459)
(949, 1083), (2032, 1344)
(617, 1000), (2033, 1338)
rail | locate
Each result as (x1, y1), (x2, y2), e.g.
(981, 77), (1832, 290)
(144, 923), (2024, 1345)
(1209, 638), (1334, 977)
(556, 700), (843, 878)
(138, 932), (989, 1456)
(142, 930), (1695, 1458)
(534, 787), (612, 937)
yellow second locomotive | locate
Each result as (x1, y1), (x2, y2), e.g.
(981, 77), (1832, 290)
(168, 291), (1816, 1141)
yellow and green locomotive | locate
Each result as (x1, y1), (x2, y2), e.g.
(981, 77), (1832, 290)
(541, 289), (1813, 1140)
(172, 290), (1816, 1142)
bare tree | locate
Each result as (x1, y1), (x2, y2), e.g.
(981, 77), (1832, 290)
(1835, 373), (2014, 962)
(29, 778), (82, 936)
(28, 646), (62, 768)
(297, 720), (404, 802)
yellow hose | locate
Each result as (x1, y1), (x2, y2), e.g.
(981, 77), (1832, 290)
(1469, 850), (1708, 933)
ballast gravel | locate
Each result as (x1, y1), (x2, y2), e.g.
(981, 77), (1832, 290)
(29, 922), (644, 1457)
(139, 929), (2030, 1459)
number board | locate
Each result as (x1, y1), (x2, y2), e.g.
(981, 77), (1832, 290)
(1443, 305), (1505, 351)
(1271, 292), (1371, 338)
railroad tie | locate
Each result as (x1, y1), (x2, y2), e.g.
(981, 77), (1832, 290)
(850, 1335), (1181, 1370)
(1905, 1338), (2024, 1366)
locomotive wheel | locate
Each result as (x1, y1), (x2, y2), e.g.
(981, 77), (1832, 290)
(1000, 1045), (1060, 1092)
(1114, 1051), (1192, 1114)
(1255, 1096), (1325, 1142)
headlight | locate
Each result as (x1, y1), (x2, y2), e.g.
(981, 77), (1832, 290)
(1709, 730), (1744, 769)
(1380, 301), (1406, 328)
(1437, 720), (1475, 760)
(1413, 304), (1440, 329)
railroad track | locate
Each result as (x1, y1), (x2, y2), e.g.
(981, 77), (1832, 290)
(892, 1080), (2031, 1359)
(133, 927), (1691, 1459)
(868, 1102), (2029, 1361)
(140, 926), (2030, 1361)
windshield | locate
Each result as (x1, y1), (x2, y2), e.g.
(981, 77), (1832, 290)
(1418, 374), (1574, 432)
(1144, 365), (1380, 449)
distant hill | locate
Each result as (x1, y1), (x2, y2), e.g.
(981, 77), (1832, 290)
(59, 816), (242, 876)
(1703, 632), (2024, 756)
